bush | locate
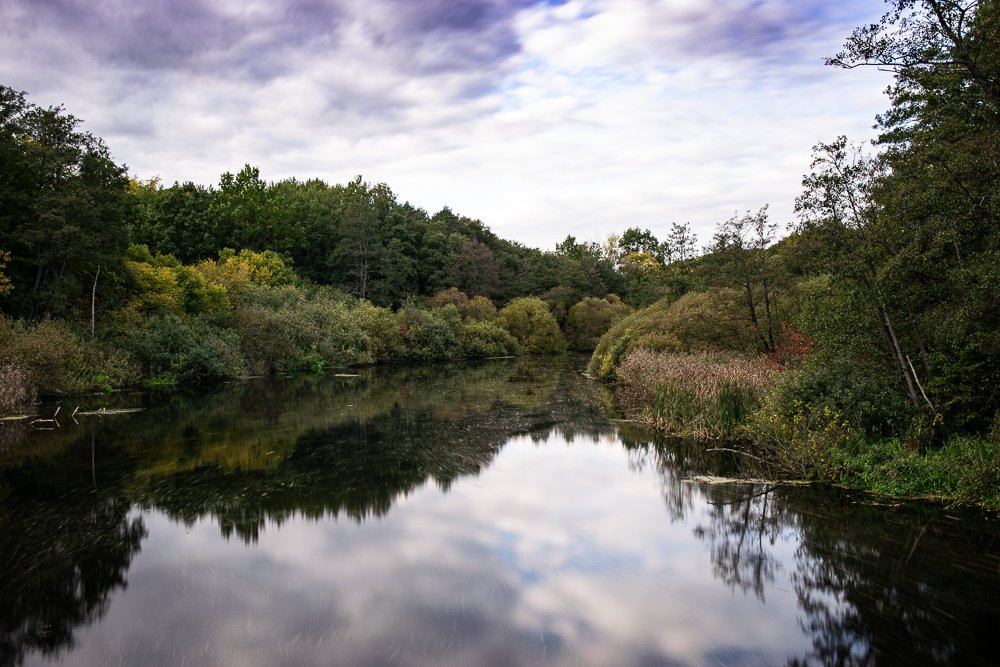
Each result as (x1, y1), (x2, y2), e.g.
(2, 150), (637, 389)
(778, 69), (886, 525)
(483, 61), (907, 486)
(460, 321), (519, 358)
(588, 288), (757, 379)
(397, 306), (462, 361)
(0, 316), (141, 395)
(461, 295), (497, 322)
(564, 296), (630, 352)
(122, 313), (244, 384)
(761, 354), (911, 436)
(497, 297), (566, 354)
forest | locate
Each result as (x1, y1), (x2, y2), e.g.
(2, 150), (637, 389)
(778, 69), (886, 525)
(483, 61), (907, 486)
(1, 0), (998, 506)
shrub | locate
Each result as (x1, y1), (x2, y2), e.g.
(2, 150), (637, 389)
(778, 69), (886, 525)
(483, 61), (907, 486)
(0, 316), (141, 395)
(497, 297), (566, 354)
(122, 313), (244, 384)
(426, 287), (469, 310)
(564, 296), (630, 352)
(461, 295), (497, 322)
(746, 399), (862, 478)
(588, 288), (756, 379)
(460, 321), (519, 358)
(397, 306), (461, 361)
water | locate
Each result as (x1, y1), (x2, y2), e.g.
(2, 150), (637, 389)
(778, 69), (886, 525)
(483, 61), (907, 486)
(1, 357), (997, 666)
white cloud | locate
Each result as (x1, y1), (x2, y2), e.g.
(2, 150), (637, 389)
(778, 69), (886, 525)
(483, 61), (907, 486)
(0, 0), (891, 249)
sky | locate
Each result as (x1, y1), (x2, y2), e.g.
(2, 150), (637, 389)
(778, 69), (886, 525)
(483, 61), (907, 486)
(0, 0), (893, 250)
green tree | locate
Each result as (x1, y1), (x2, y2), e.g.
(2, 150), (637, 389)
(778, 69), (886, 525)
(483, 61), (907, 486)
(706, 207), (781, 354)
(795, 0), (1000, 432)
(0, 85), (129, 321)
(497, 297), (566, 354)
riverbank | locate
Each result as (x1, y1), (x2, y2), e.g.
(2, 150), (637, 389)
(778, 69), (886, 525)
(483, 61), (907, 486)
(603, 348), (1000, 511)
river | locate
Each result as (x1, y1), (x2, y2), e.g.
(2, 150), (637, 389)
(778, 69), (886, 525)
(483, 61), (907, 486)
(1, 356), (997, 666)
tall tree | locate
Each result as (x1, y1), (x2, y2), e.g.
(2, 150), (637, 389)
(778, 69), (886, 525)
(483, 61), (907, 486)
(0, 85), (129, 321)
(799, 0), (1000, 430)
(708, 207), (780, 354)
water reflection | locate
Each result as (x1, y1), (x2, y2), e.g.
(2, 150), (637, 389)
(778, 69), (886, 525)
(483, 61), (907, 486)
(0, 357), (997, 666)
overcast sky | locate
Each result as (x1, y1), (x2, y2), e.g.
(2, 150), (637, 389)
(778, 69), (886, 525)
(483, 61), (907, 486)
(1, 0), (892, 250)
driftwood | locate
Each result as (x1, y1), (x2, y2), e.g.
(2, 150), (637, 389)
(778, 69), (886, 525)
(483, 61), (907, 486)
(75, 407), (145, 416)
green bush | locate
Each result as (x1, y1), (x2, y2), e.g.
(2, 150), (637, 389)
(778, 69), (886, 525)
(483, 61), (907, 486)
(461, 295), (497, 322)
(0, 316), (141, 395)
(564, 296), (630, 352)
(460, 321), (519, 358)
(123, 313), (244, 384)
(588, 288), (756, 379)
(497, 297), (566, 354)
(397, 306), (461, 361)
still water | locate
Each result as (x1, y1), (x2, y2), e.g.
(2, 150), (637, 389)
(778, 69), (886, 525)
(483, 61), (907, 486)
(1, 357), (998, 666)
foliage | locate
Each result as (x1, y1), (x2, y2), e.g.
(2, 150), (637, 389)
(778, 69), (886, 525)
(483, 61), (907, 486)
(0, 315), (141, 395)
(397, 304), (461, 361)
(121, 313), (244, 384)
(496, 297), (566, 354)
(824, 437), (1000, 509)
(460, 320), (519, 358)
(794, 0), (1000, 435)
(0, 249), (12, 295)
(461, 295), (497, 322)
(0, 84), (129, 321)
(588, 289), (759, 379)
(119, 245), (229, 320)
(564, 295), (630, 352)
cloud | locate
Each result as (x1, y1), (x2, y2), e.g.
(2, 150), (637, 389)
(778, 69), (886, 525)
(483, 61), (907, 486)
(0, 0), (890, 249)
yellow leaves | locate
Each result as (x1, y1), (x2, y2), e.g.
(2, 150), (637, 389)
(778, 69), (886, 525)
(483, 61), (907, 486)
(0, 249), (13, 296)
(623, 250), (661, 273)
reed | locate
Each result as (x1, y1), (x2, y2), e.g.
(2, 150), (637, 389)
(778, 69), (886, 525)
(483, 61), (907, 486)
(617, 349), (776, 437)
(0, 361), (35, 415)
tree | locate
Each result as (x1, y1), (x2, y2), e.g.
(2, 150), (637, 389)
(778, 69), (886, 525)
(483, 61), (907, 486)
(618, 227), (662, 263)
(497, 297), (566, 354)
(0, 85), (129, 321)
(707, 207), (781, 354)
(797, 0), (1000, 431)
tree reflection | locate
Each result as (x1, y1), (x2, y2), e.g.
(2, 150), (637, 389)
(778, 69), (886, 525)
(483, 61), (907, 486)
(0, 429), (146, 666)
(129, 357), (620, 543)
(651, 442), (1000, 667)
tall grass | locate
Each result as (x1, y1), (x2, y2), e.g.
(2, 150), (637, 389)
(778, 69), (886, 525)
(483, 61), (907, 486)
(617, 349), (777, 437)
(0, 361), (35, 414)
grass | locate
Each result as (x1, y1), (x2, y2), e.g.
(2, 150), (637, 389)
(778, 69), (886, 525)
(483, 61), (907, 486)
(832, 436), (1000, 509)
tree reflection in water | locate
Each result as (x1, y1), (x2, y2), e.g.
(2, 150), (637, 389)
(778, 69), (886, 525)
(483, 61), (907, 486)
(0, 357), (997, 666)
(0, 426), (146, 666)
(640, 440), (1000, 667)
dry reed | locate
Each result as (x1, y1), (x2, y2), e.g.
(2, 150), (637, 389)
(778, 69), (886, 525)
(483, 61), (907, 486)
(0, 361), (35, 415)
(615, 349), (778, 436)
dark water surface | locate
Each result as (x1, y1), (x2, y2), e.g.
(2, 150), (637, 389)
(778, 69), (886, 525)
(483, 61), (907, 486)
(1, 357), (998, 667)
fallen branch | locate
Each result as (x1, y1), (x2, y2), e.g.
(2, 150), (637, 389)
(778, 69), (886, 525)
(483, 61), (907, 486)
(705, 447), (770, 464)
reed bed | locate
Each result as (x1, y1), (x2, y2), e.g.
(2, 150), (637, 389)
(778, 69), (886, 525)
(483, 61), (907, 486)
(0, 361), (35, 415)
(616, 349), (777, 437)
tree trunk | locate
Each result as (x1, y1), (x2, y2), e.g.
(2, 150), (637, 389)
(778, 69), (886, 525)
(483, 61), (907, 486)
(879, 303), (921, 410)
(91, 265), (101, 339)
